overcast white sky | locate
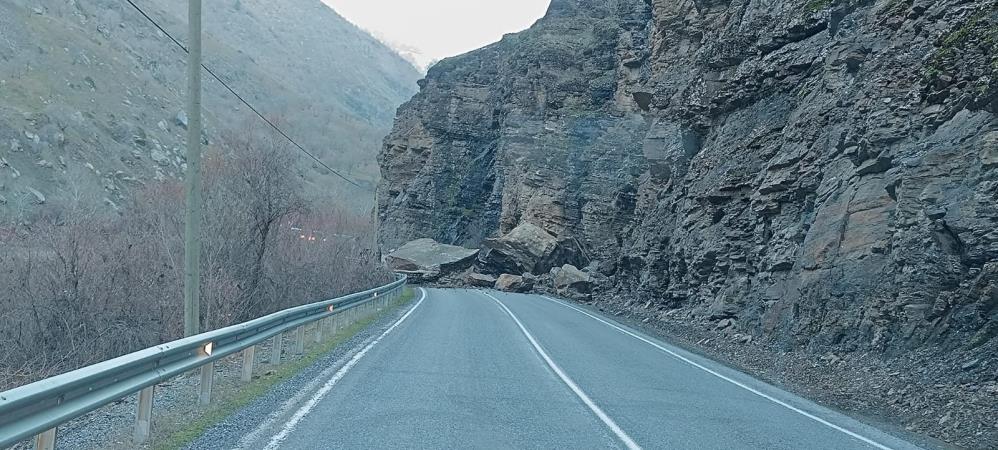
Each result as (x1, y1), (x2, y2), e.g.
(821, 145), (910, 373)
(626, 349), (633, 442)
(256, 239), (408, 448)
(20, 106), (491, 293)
(322, 0), (551, 69)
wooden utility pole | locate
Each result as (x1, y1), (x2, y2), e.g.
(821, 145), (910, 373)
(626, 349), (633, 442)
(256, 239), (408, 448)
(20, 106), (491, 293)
(185, 0), (215, 407)
(183, 0), (203, 338)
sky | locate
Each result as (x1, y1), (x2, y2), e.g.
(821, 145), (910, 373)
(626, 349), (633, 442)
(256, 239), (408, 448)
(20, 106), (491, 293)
(322, 0), (551, 70)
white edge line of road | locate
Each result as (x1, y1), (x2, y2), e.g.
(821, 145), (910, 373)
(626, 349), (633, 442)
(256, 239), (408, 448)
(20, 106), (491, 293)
(538, 294), (902, 450)
(257, 288), (427, 450)
(481, 291), (642, 450)
(233, 331), (381, 449)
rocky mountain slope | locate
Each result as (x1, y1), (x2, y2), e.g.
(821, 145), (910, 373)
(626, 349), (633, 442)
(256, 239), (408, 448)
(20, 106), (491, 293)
(0, 0), (419, 216)
(378, 0), (997, 446)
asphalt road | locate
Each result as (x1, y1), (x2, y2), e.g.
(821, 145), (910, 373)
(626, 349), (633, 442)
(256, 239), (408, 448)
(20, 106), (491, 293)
(225, 288), (924, 450)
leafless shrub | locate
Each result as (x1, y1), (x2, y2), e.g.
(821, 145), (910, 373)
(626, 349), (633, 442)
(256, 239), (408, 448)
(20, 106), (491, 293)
(0, 130), (389, 391)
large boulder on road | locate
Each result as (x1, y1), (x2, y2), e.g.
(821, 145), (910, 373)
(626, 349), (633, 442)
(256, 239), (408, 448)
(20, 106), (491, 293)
(465, 272), (497, 287)
(478, 222), (585, 275)
(384, 238), (478, 282)
(495, 273), (532, 292)
(552, 264), (593, 296)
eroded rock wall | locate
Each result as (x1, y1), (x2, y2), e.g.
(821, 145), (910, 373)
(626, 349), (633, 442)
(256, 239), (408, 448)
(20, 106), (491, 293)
(377, 0), (998, 357)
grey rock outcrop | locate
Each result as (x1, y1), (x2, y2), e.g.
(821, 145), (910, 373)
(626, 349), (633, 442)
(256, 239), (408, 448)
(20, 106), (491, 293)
(26, 187), (45, 204)
(378, 0), (997, 364)
(478, 222), (586, 275)
(552, 264), (593, 298)
(384, 238), (478, 282)
(495, 274), (531, 293)
(465, 272), (497, 287)
(175, 111), (189, 130)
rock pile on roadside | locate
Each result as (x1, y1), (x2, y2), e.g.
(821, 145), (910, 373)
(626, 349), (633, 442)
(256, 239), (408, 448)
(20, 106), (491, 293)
(389, 221), (595, 297)
(383, 238), (479, 282)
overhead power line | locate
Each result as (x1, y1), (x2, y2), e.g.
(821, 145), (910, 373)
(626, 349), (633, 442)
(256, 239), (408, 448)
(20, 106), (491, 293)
(123, 0), (366, 190)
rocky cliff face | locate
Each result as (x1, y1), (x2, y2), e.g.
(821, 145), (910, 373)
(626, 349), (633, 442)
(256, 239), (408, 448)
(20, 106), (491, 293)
(379, 0), (997, 364)
(0, 0), (419, 215)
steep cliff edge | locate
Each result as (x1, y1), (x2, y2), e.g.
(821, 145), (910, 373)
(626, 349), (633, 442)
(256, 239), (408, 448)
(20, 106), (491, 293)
(378, 0), (996, 445)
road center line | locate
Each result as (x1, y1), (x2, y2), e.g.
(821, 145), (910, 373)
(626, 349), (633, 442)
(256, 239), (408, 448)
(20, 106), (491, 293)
(260, 288), (426, 450)
(539, 295), (898, 450)
(480, 291), (641, 450)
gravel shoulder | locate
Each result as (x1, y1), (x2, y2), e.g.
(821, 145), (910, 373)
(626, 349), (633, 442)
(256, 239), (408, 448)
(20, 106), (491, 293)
(7, 294), (414, 450)
(183, 298), (418, 450)
(576, 295), (997, 450)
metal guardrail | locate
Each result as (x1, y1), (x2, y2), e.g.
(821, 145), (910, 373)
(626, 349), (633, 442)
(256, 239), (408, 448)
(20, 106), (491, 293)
(0, 275), (407, 449)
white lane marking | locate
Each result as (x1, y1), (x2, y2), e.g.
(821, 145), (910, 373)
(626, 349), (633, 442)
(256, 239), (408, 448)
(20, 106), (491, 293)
(260, 288), (427, 450)
(539, 295), (899, 450)
(481, 291), (641, 450)
(236, 296), (412, 448)
(234, 333), (378, 449)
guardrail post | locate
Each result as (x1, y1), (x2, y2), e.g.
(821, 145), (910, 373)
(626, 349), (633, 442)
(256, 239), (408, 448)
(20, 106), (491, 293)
(241, 346), (256, 382)
(0, 278), (406, 447)
(34, 428), (56, 450)
(270, 333), (283, 364)
(134, 386), (154, 443)
(199, 362), (214, 406)
(295, 326), (305, 355)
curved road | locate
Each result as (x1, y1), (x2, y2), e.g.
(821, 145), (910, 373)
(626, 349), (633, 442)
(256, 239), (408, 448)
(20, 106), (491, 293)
(224, 288), (924, 450)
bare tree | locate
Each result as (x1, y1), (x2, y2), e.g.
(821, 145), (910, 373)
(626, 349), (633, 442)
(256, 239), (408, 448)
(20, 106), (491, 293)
(0, 123), (390, 391)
